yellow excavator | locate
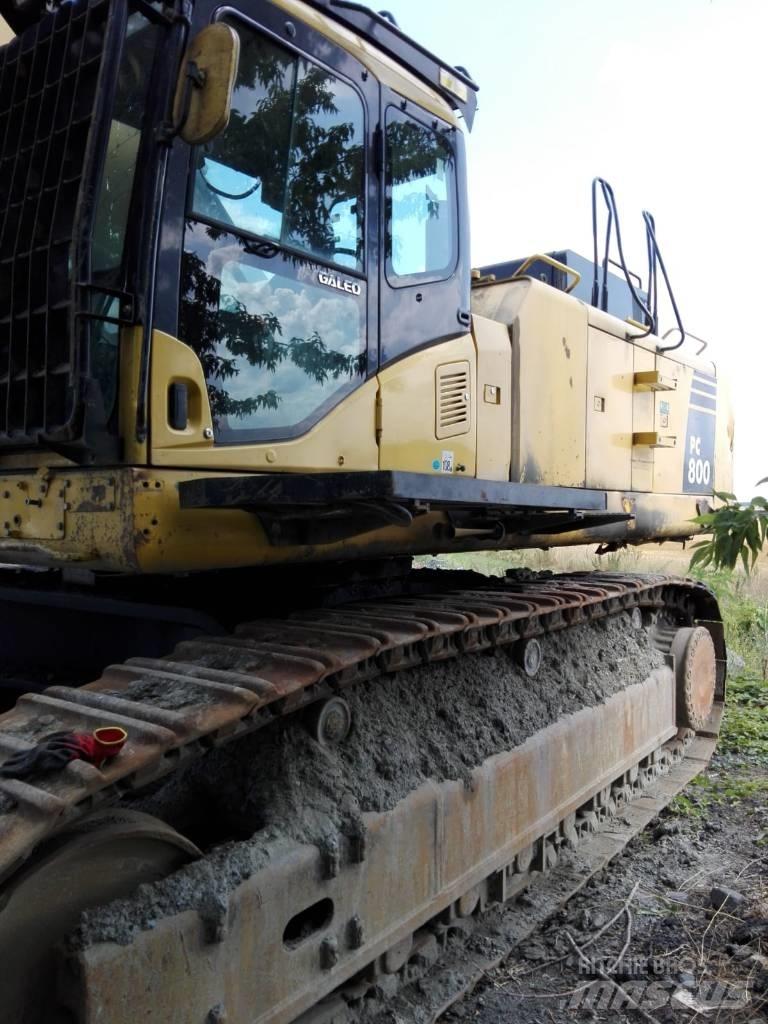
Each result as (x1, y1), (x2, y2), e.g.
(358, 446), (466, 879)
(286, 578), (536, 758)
(0, 1), (732, 1021)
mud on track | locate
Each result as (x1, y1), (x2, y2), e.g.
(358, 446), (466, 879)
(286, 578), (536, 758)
(74, 612), (662, 948)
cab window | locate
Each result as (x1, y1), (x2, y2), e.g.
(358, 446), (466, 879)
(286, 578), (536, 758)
(179, 17), (367, 442)
(385, 107), (457, 284)
(190, 18), (365, 272)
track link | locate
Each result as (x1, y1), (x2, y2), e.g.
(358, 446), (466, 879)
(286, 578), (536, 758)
(339, 730), (719, 1024)
(0, 572), (724, 891)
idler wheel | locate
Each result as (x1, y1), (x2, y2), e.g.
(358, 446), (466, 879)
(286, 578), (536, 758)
(670, 626), (716, 731)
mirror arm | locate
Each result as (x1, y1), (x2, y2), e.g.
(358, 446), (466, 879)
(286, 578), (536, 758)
(157, 60), (206, 144)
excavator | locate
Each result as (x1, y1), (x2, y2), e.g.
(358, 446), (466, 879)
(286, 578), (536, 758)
(0, 0), (732, 1020)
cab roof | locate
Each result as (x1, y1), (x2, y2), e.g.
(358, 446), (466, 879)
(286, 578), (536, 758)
(304, 0), (478, 129)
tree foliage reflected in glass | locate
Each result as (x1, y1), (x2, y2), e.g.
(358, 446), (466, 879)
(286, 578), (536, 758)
(179, 18), (368, 441)
(191, 19), (365, 271)
(180, 224), (366, 439)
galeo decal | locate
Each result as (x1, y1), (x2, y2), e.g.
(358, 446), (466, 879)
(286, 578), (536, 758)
(317, 271), (362, 296)
(682, 371), (717, 494)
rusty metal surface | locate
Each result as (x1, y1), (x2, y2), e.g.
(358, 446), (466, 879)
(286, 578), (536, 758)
(671, 626), (717, 731)
(0, 573), (720, 889)
(66, 670), (680, 1024)
(353, 732), (721, 1024)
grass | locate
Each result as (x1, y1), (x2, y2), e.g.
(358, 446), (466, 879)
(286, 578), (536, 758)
(689, 565), (768, 764)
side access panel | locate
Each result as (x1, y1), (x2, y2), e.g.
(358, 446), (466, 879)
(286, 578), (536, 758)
(585, 328), (633, 490)
(472, 315), (511, 482)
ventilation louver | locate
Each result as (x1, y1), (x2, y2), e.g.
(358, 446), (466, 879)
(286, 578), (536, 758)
(435, 360), (471, 439)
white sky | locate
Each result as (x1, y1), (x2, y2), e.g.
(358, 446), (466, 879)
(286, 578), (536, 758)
(386, 0), (768, 498)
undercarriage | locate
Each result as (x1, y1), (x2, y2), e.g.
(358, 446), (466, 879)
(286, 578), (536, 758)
(0, 569), (724, 1023)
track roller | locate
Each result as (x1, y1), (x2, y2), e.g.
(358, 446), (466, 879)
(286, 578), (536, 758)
(308, 697), (353, 746)
(515, 637), (542, 677)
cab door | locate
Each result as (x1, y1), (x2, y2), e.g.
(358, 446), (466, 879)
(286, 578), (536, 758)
(378, 86), (471, 366)
(155, 0), (382, 465)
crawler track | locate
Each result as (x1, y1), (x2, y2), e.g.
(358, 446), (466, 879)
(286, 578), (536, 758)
(0, 572), (723, 883)
(315, 729), (720, 1024)
(0, 572), (725, 1023)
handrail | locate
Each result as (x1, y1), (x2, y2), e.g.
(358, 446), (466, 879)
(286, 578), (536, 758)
(644, 211), (686, 352)
(591, 178), (656, 335)
(662, 328), (708, 356)
(512, 253), (581, 294)
(590, 177), (688, 353)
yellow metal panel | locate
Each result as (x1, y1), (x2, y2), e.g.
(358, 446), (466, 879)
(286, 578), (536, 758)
(585, 328), (633, 490)
(119, 327), (148, 466)
(377, 336), (476, 477)
(586, 304), (648, 342)
(472, 315), (511, 482)
(0, 469), (135, 572)
(150, 331), (215, 452)
(472, 279), (587, 486)
(631, 346), (654, 492)
(149, 331), (379, 473)
(651, 355), (685, 493)
(714, 374), (734, 496)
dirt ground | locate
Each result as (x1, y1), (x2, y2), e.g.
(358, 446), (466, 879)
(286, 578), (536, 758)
(444, 751), (768, 1023)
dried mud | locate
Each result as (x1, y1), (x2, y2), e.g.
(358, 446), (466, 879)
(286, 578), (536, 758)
(104, 676), (217, 710)
(75, 613), (663, 948)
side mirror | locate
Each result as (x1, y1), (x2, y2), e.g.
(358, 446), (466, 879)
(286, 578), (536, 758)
(173, 23), (240, 146)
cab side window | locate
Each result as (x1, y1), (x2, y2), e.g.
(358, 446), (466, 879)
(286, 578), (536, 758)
(385, 107), (457, 284)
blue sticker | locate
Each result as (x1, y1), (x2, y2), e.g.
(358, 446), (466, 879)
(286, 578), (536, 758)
(682, 406), (716, 493)
(432, 459), (441, 471)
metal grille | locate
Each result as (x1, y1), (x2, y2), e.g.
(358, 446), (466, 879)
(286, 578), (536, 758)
(0, 0), (109, 445)
(435, 360), (470, 439)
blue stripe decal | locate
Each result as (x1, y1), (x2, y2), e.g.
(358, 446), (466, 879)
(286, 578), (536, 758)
(692, 379), (717, 396)
(691, 391), (717, 411)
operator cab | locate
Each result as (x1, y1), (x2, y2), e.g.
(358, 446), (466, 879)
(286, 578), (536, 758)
(0, 0), (478, 459)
